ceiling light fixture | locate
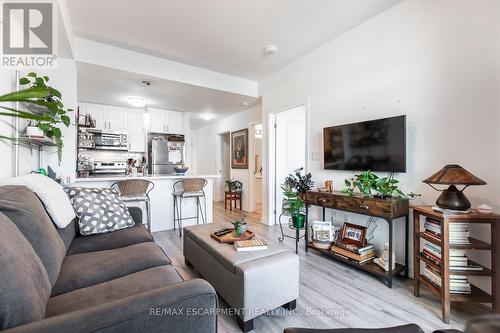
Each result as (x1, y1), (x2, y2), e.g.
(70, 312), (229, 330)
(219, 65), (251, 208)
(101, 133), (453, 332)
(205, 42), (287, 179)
(200, 113), (215, 121)
(263, 44), (278, 55)
(127, 96), (146, 108)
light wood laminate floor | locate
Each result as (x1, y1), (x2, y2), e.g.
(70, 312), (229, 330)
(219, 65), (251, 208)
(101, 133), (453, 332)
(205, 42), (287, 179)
(153, 201), (487, 333)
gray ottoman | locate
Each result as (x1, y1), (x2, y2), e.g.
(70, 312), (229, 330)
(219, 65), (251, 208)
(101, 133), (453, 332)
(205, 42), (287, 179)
(183, 223), (299, 332)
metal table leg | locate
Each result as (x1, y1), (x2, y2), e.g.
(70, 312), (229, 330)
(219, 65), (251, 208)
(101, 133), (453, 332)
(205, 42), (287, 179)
(388, 219), (394, 288)
(305, 205), (309, 252)
(405, 214), (409, 278)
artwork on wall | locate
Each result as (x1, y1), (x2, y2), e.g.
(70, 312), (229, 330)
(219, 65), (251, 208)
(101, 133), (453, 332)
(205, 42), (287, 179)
(231, 129), (248, 169)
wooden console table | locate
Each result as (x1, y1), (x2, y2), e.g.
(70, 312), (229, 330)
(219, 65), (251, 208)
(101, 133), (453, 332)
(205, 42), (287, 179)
(304, 191), (409, 288)
(412, 205), (499, 323)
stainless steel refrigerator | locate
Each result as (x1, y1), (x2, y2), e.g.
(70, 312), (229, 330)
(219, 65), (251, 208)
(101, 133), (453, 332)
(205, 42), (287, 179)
(148, 134), (185, 174)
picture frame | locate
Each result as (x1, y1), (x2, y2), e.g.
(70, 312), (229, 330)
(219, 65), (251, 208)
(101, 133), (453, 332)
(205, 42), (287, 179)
(341, 222), (367, 247)
(231, 129), (248, 169)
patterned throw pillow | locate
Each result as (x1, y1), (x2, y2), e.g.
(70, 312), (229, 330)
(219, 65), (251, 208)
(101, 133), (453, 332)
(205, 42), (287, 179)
(65, 187), (135, 235)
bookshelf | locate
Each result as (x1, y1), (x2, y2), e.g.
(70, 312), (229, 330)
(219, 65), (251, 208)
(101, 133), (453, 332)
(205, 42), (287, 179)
(412, 205), (499, 323)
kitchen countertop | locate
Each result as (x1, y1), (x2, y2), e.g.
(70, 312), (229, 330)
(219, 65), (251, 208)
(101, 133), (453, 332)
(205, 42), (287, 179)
(75, 174), (220, 182)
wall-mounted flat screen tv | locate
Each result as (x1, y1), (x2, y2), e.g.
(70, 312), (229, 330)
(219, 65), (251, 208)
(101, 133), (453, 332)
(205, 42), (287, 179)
(323, 115), (406, 172)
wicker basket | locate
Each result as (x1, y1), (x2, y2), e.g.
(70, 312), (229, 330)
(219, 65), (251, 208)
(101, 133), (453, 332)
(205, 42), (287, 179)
(181, 178), (207, 192)
(114, 179), (152, 196)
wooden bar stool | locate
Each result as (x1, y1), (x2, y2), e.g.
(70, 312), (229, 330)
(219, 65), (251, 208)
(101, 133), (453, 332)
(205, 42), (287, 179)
(111, 179), (154, 231)
(173, 178), (208, 237)
(224, 191), (242, 211)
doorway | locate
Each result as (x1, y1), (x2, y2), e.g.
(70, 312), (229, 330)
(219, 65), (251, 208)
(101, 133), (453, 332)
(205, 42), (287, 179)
(216, 132), (231, 202)
(274, 105), (306, 224)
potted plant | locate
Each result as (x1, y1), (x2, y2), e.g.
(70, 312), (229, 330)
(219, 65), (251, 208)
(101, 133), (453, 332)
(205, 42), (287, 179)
(342, 171), (420, 199)
(283, 167), (314, 197)
(281, 182), (306, 229)
(225, 179), (242, 192)
(230, 215), (247, 236)
(0, 72), (73, 163)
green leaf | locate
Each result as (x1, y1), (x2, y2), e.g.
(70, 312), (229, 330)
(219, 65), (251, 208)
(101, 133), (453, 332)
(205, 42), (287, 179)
(52, 127), (62, 139)
(49, 87), (61, 98)
(43, 76), (49, 82)
(0, 87), (51, 102)
(27, 72), (37, 77)
(19, 78), (30, 85)
(61, 115), (71, 127)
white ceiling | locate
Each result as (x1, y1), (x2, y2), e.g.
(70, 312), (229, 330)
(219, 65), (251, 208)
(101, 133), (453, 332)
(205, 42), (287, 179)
(67, 0), (401, 80)
(76, 62), (260, 129)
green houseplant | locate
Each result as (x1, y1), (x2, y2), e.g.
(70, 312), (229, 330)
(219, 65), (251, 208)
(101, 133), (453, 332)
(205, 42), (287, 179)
(225, 179), (243, 192)
(230, 216), (247, 236)
(0, 72), (73, 163)
(342, 170), (420, 199)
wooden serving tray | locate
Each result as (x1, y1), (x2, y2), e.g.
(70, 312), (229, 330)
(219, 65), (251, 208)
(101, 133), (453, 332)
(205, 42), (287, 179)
(211, 230), (255, 244)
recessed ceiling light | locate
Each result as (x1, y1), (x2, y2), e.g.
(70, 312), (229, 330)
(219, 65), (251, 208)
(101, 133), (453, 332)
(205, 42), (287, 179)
(240, 102), (249, 107)
(127, 96), (146, 108)
(263, 44), (278, 55)
(200, 113), (215, 121)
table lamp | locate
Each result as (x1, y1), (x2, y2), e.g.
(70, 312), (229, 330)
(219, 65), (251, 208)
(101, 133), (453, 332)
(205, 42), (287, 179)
(422, 164), (486, 211)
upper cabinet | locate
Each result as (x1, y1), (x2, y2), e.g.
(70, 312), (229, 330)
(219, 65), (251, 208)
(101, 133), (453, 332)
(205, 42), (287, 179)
(82, 103), (128, 131)
(127, 108), (145, 152)
(149, 108), (184, 134)
(107, 106), (128, 132)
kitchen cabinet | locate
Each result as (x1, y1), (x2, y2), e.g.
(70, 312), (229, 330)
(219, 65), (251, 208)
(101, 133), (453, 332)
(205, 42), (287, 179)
(149, 108), (184, 134)
(107, 106), (128, 131)
(127, 108), (145, 152)
(81, 103), (128, 131)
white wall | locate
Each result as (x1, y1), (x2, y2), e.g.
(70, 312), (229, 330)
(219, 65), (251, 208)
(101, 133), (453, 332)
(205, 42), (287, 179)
(0, 58), (78, 181)
(261, 0), (500, 290)
(194, 105), (262, 212)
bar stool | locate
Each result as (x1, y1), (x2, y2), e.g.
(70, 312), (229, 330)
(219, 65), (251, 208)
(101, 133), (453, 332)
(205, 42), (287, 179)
(173, 178), (208, 237)
(111, 179), (154, 231)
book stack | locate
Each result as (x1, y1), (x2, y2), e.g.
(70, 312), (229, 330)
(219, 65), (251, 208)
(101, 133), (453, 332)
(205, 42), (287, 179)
(449, 223), (470, 245)
(234, 239), (268, 252)
(330, 240), (375, 264)
(422, 242), (441, 265)
(422, 265), (472, 294)
(424, 217), (441, 241)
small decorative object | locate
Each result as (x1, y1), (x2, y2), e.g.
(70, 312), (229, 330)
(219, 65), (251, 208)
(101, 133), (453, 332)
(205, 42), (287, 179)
(231, 128), (248, 169)
(423, 164), (486, 211)
(26, 121), (44, 137)
(342, 171), (420, 199)
(374, 241), (396, 271)
(230, 216), (247, 236)
(226, 179), (243, 192)
(325, 180), (333, 192)
(312, 220), (335, 249)
(477, 204), (493, 214)
(173, 164), (189, 174)
(341, 222), (367, 247)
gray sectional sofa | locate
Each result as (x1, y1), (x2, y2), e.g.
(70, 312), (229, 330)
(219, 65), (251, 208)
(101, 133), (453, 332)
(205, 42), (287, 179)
(0, 185), (217, 333)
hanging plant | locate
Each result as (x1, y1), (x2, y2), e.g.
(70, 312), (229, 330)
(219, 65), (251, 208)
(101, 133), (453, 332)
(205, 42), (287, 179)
(342, 170), (420, 199)
(0, 72), (73, 163)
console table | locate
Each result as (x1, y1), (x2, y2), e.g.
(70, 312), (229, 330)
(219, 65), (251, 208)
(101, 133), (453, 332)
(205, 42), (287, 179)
(304, 191), (409, 288)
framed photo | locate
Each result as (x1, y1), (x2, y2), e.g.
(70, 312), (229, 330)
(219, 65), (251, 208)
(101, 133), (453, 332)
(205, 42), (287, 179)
(341, 223), (367, 247)
(231, 129), (248, 169)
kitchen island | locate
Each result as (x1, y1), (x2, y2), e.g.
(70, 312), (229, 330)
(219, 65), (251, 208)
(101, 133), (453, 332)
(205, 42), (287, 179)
(74, 174), (219, 232)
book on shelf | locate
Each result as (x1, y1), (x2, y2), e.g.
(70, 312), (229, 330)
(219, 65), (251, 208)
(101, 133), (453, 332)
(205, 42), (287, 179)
(422, 265), (472, 294)
(330, 245), (375, 263)
(234, 239), (268, 252)
(449, 262), (483, 271)
(333, 240), (374, 255)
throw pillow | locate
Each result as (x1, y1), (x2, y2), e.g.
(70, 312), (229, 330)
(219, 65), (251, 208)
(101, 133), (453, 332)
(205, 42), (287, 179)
(66, 187), (135, 235)
(2, 174), (76, 228)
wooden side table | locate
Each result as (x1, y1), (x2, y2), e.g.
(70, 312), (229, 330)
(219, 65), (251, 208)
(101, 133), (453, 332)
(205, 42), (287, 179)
(412, 205), (499, 323)
(225, 191), (242, 211)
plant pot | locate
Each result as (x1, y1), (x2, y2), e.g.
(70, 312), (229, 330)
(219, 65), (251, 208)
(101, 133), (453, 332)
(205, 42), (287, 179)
(26, 126), (44, 137)
(292, 214), (305, 229)
(234, 223), (247, 236)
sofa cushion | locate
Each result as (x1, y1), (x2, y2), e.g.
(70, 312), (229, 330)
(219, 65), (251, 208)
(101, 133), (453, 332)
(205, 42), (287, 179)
(3, 174), (75, 228)
(52, 242), (171, 296)
(66, 187), (136, 235)
(67, 223), (153, 255)
(0, 185), (66, 287)
(0, 212), (51, 330)
(57, 217), (77, 251)
(46, 265), (182, 317)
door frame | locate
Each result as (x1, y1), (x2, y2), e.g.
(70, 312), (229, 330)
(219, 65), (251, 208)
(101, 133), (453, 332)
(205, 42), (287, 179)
(247, 121), (263, 214)
(215, 131), (231, 202)
(266, 101), (310, 225)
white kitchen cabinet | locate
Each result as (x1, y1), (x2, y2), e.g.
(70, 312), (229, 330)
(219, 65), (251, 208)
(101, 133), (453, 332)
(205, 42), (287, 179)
(148, 108), (184, 134)
(106, 106), (128, 131)
(166, 111), (184, 134)
(85, 103), (107, 130)
(127, 108), (145, 152)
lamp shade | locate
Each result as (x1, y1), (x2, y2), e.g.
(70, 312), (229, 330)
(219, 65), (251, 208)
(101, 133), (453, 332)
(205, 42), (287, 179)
(422, 164), (486, 186)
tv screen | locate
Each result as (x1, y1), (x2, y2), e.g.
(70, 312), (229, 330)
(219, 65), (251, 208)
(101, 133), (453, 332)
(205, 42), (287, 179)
(323, 115), (406, 172)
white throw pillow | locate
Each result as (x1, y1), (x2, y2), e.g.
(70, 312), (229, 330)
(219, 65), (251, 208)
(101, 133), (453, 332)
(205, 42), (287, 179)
(3, 174), (76, 228)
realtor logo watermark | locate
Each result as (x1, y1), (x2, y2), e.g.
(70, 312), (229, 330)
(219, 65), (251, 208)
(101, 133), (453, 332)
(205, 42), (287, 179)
(2, 1), (57, 68)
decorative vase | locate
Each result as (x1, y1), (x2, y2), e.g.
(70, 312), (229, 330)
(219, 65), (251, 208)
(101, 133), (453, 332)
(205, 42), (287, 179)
(292, 214), (305, 229)
(234, 223), (247, 236)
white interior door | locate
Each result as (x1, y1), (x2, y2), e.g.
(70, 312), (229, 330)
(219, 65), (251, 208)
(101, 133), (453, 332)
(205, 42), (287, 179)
(275, 105), (306, 222)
